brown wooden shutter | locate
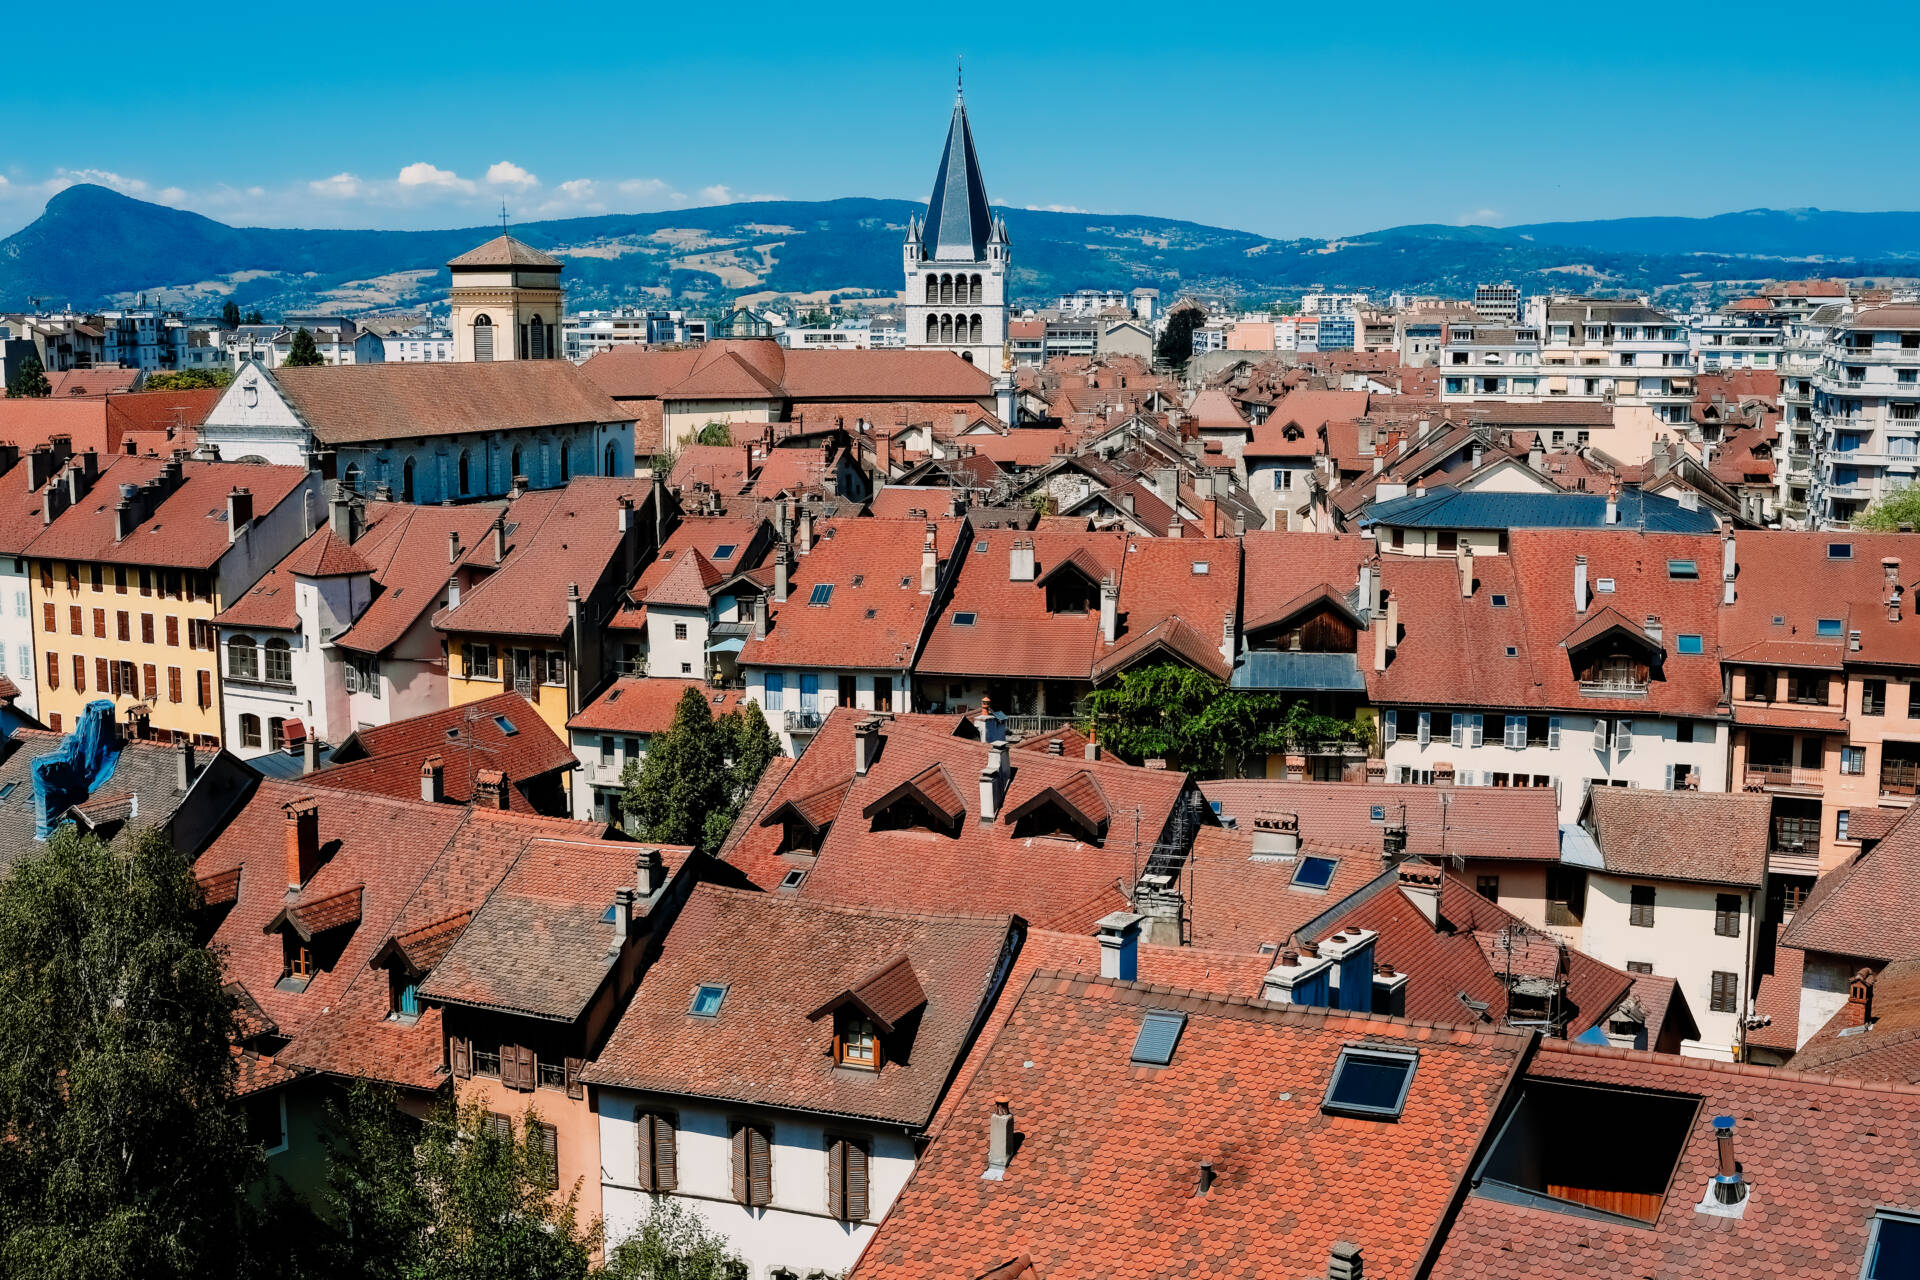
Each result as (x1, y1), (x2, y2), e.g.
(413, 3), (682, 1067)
(846, 1139), (869, 1222)
(636, 1114), (656, 1191)
(451, 1036), (472, 1079)
(653, 1114), (677, 1192)
(564, 1057), (584, 1100)
(826, 1138), (846, 1220)
(487, 1111), (513, 1141)
(730, 1125), (749, 1203)
(143, 664), (157, 699)
(540, 1122), (559, 1189)
(748, 1125), (772, 1206)
(515, 1045), (536, 1092)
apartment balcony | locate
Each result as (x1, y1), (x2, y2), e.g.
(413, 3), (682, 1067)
(1883, 759), (1920, 799)
(1744, 763), (1825, 793)
(1824, 344), (1920, 365)
(1578, 678), (1648, 698)
(783, 708), (825, 734)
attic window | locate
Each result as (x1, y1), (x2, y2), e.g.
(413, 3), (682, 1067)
(493, 715), (518, 735)
(778, 869), (807, 891)
(1817, 618), (1843, 637)
(1504, 645), (1518, 657)
(1595, 578), (1616, 593)
(600, 903), (619, 923)
(1369, 805), (1386, 823)
(1292, 856), (1337, 890)
(899, 576), (912, 588)
(0, 782), (15, 802)
(1666, 559), (1698, 579)
(712, 544), (737, 560)
(1130, 1009), (1186, 1066)
(951, 612), (977, 626)
(1490, 594), (1508, 607)
(689, 984), (727, 1018)
(1323, 1046), (1417, 1119)
(1473, 1079), (1696, 1225)
(1192, 562), (1210, 575)
(1866, 1211), (1920, 1279)
(864, 608), (877, 619)
(809, 584), (835, 606)
(974, 540), (988, 553)
(445, 728), (461, 741)
(1829, 543), (1854, 560)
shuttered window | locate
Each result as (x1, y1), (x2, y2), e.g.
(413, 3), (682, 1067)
(168, 667), (182, 704)
(1710, 970), (1738, 1013)
(503, 1044), (536, 1092)
(486, 1111), (513, 1141)
(96, 658), (109, 692)
(538, 1122), (559, 1189)
(636, 1111), (678, 1192)
(1714, 894), (1741, 938)
(472, 316), (494, 362)
(1629, 885), (1656, 928)
(564, 1057), (584, 1100)
(450, 1036), (472, 1078)
(143, 664), (157, 700)
(730, 1121), (772, 1206)
(826, 1136), (870, 1222)
(45, 651), (58, 689)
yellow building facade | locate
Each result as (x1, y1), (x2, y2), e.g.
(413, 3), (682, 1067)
(444, 634), (575, 743)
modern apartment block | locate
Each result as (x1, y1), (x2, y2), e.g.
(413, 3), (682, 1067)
(1810, 305), (1920, 527)
(1472, 283), (1520, 324)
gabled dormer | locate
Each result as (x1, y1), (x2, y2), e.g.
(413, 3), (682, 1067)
(758, 780), (851, 855)
(1563, 606), (1665, 693)
(262, 796), (356, 992)
(806, 952), (928, 1072)
(1035, 546), (1104, 615)
(1244, 584), (1363, 654)
(368, 911), (472, 1023)
(862, 762), (968, 836)
(1003, 769), (1110, 844)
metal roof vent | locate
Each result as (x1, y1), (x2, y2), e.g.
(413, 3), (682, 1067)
(1694, 1115), (1751, 1218)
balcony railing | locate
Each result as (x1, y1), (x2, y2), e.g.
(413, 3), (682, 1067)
(783, 709), (824, 733)
(1578, 678), (1648, 698)
(1745, 763), (1824, 791)
(1825, 344), (1920, 365)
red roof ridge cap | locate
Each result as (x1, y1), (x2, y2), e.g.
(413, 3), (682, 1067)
(1533, 1036), (1920, 1095)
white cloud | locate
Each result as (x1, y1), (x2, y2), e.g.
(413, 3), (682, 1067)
(43, 168), (152, 199)
(1457, 208), (1501, 226)
(1024, 202), (1087, 213)
(396, 162), (476, 194)
(486, 161), (539, 189)
(309, 172), (366, 200)
(696, 184), (780, 206)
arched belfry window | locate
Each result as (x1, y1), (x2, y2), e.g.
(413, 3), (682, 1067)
(457, 450), (471, 495)
(940, 274), (953, 304)
(925, 277), (938, 304)
(940, 315), (954, 344)
(402, 456), (416, 502)
(971, 274), (983, 303)
(472, 314), (494, 362)
(971, 314), (984, 344)
(530, 315), (547, 360)
(925, 316), (939, 344)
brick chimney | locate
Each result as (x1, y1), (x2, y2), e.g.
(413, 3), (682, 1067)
(1398, 861), (1441, 926)
(283, 797), (322, 893)
(474, 768), (509, 809)
(227, 487), (253, 543)
(421, 754), (445, 803)
(1885, 557), (1903, 623)
(1848, 967), (1876, 1023)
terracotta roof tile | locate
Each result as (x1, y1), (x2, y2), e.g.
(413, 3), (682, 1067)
(23, 455), (311, 571)
(1582, 788), (1769, 887)
(315, 692), (574, 810)
(261, 360), (628, 445)
(1779, 806), (1920, 962)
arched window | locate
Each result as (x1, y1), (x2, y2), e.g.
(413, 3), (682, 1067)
(605, 442), (621, 477)
(940, 315), (953, 344)
(529, 315), (547, 360)
(239, 713), (262, 749)
(940, 274), (953, 304)
(925, 315), (939, 344)
(402, 457), (416, 503)
(971, 313), (984, 344)
(457, 450), (471, 495)
(510, 445), (523, 482)
(227, 635), (258, 681)
(264, 638), (292, 684)
(343, 463), (361, 492)
(472, 314), (494, 362)
(268, 717), (287, 750)
(559, 439), (572, 483)
(971, 274), (983, 303)
(924, 277), (938, 304)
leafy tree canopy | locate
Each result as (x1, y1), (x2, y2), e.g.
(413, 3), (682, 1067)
(602, 1200), (746, 1280)
(283, 327), (325, 367)
(6, 351), (52, 399)
(1081, 662), (1365, 775)
(621, 687), (780, 855)
(693, 421), (735, 447)
(0, 826), (259, 1280)
(221, 300), (242, 328)
(144, 368), (234, 391)
(1857, 486), (1920, 532)
(1155, 306), (1206, 365)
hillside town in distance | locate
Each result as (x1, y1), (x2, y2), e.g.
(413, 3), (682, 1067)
(4, 85), (1920, 1280)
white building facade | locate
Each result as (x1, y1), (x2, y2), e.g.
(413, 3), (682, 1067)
(1810, 304), (1920, 528)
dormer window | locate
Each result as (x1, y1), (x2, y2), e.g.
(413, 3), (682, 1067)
(391, 970), (421, 1022)
(835, 1012), (882, 1070)
(284, 936), (314, 989)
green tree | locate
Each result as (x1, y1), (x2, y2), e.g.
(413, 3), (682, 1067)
(6, 351), (52, 399)
(283, 328), (326, 367)
(0, 827), (259, 1280)
(1081, 662), (1357, 775)
(1857, 486), (1920, 532)
(693, 422), (735, 447)
(620, 687), (779, 854)
(601, 1200), (745, 1280)
(317, 1084), (603, 1280)
(1156, 306), (1206, 366)
(220, 300), (242, 328)
(143, 368), (235, 391)
(243, 310), (265, 325)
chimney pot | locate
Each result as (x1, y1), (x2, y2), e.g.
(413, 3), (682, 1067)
(853, 716), (882, 775)
(493, 518), (508, 563)
(985, 1098), (1013, 1178)
(448, 530), (461, 563)
(612, 886), (634, 944)
(1327, 1241), (1364, 1280)
(1195, 1161), (1216, 1197)
(421, 754), (445, 804)
(175, 736), (196, 792)
(639, 847), (666, 897)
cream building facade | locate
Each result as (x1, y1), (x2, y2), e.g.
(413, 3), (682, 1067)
(449, 235), (565, 363)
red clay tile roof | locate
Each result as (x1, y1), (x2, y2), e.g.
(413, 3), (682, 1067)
(740, 519), (963, 672)
(582, 884), (1014, 1128)
(0, 398), (115, 458)
(420, 838), (691, 1020)
(568, 678), (751, 736)
(853, 973), (1533, 1280)
(1746, 922), (1804, 1053)
(1429, 1039), (1920, 1280)
(1725, 530), (1920, 671)
(105, 386), (222, 440)
(47, 367), (142, 397)
(315, 692), (574, 810)
(807, 951), (928, 1032)
(1238, 532), (1371, 633)
(1779, 806), (1920, 963)
(434, 477), (653, 639)
(918, 529), (1128, 680)
(259, 360), (627, 444)
(1200, 779), (1562, 863)
(584, 340), (993, 403)
(1788, 957), (1920, 1083)
(372, 911), (472, 975)
(629, 517), (767, 604)
(23, 455), (312, 571)
(275, 884), (365, 938)
(1181, 824), (1390, 951)
(1582, 788), (1769, 888)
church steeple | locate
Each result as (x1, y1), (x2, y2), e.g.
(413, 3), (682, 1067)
(919, 88), (994, 263)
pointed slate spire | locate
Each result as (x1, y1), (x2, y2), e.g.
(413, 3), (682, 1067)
(922, 91), (993, 262)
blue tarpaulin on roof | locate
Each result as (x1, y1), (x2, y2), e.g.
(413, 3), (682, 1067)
(705, 636), (745, 654)
(33, 700), (122, 840)
(1574, 1024), (1613, 1046)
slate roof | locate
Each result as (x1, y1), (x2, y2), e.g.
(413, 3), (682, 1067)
(1366, 484), (1720, 533)
(1580, 788), (1769, 887)
(420, 838), (691, 1020)
(582, 884), (1013, 1128)
(850, 974), (1534, 1280)
(1430, 1040), (1920, 1280)
(920, 96), (995, 261)
(447, 234), (563, 269)
(0, 727), (204, 868)
(260, 360), (628, 445)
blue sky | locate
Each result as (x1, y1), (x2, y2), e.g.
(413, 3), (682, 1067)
(5, 0), (1918, 240)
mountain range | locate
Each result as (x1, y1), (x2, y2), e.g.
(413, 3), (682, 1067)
(4, 185), (1918, 318)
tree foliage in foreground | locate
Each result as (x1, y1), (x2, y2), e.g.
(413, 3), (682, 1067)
(6, 351), (52, 398)
(621, 686), (780, 854)
(1082, 662), (1367, 775)
(1857, 486), (1920, 532)
(0, 826), (257, 1280)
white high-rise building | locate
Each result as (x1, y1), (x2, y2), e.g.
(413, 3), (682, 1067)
(902, 87), (1014, 420)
